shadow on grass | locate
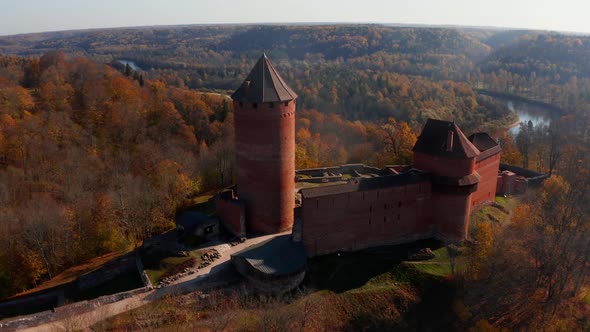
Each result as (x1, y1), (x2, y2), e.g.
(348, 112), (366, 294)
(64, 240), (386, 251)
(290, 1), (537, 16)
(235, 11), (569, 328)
(71, 272), (144, 302)
(303, 238), (443, 293)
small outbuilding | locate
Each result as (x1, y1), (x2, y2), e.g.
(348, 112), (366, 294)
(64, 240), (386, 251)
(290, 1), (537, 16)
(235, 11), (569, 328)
(176, 211), (220, 245)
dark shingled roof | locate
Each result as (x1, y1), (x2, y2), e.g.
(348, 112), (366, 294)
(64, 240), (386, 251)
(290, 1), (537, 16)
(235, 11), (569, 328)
(468, 133), (502, 161)
(413, 119), (480, 159)
(300, 170), (430, 199)
(468, 133), (498, 151)
(232, 235), (306, 276)
(176, 211), (210, 229)
(231, 54), (298, 103)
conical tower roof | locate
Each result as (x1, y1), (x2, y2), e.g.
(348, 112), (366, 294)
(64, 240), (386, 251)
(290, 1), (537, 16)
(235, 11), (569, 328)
(231, 54), (298, 103)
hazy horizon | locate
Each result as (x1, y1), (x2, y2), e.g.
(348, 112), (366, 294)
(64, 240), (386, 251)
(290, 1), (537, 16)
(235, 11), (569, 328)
(1, 0), (590, 36)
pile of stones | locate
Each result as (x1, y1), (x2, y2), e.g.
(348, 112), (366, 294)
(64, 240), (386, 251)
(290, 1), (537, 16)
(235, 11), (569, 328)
(155, 257), (197, 288)
(407, 248), (435, 261)
(229, 237), (247, 247)
(157, 267), (197, 288)
(198, 249), (221, 268)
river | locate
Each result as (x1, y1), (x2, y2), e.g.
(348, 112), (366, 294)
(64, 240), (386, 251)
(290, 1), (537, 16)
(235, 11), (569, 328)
(118, 60), (142, 71)
(489, 97), (556, 136)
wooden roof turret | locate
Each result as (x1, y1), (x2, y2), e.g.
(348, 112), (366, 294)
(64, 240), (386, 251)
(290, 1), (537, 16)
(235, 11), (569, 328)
(231, 54), (298, 103)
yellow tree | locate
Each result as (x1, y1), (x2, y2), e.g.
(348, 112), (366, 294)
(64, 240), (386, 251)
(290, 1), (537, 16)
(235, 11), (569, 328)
(381, 118), (417, 165)
(467, 222), (494, 279)
(497, 132), (523, 166)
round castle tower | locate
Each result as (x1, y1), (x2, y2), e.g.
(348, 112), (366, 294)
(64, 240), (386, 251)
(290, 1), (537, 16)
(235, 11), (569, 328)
(412, 119), (481, 241)
(231, 54), (297, 234)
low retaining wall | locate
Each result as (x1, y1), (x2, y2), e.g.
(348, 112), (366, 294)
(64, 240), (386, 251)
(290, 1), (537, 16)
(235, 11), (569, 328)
(0, 252), (145, 322)
(78, 254), (137, 291)
(0, 285), (68, 320)
(136, 255), (153, 290)
(0, 286), (151, 332)
(242, 270), (306, 294)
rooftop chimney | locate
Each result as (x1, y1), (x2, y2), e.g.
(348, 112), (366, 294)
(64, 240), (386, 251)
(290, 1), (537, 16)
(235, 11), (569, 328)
(446, 130), (454, 152)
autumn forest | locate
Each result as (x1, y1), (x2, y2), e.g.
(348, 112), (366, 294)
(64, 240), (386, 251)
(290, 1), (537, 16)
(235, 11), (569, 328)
(1, 25), (590, 330)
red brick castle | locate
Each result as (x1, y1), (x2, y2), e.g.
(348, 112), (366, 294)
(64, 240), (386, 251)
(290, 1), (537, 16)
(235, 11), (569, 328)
(217, 54), (503, 258)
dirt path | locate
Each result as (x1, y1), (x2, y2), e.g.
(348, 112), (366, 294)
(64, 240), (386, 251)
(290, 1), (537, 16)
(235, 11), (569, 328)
(13, 232), (287, 332)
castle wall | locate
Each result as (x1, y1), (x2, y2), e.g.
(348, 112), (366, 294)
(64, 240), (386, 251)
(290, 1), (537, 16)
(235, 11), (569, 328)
(234, 100), (295, 234)
(215, 191), (246, 237)
(497, 171), (516, 196)
(412, 151), (477, 242)
(431, 191), (473, 241)
(472, 152), (501, 207)
(301, 181), (433, 257)
(413, 152), (475, 177)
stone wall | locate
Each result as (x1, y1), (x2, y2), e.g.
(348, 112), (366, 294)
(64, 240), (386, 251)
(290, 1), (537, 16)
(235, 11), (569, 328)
(136, 256), (152, 289)
(0, 253), (144, 321)
(77, 254), (137, 291)
(0, 287), (64, 319)
(242, 270), (306, 294)
(499, 163), (550, 191)
(499, 163), (545, 179)
(0, 287), (151, 331)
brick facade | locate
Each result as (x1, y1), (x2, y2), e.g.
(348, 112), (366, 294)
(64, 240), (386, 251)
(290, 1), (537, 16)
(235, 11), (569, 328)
(215, 189), (246, 237)
(234, 100), (296, 234)
(472, 153), (502, 207)
(217, 55), (504, 259)
(300, 181), (434, 256)
(297, 121), (501, 257)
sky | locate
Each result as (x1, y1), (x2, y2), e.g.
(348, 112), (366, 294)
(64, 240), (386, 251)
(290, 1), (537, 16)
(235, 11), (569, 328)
(1, 0), (590, 36)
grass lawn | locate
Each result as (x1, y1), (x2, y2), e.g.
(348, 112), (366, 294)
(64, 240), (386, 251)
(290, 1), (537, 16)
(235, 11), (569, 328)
(304, 239), (443, 293)
(305, 249), (404, 293)
(494, 196), (508, 205)
(495, 195), (519, 211)
(95, 239), (461, 332)
(403, 247), (466, 277)
(470, 195), (519, 233)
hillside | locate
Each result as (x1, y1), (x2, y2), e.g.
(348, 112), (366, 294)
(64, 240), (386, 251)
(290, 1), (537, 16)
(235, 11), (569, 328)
(0, 51), (514, 300)
(0, 53), (231, 299)
(0, 25), (520, 132)
(472, 33), (590, 110)
(0, 25), (491, 61)
(481, 33), (590, 82)
(93, 242), (461, 331)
